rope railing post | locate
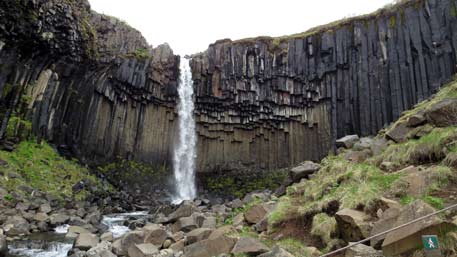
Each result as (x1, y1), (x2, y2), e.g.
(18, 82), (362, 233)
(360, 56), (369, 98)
(319, 203), (457, 257)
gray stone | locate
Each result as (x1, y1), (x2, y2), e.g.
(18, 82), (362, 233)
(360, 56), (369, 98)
(33, 213), (49, 222)
(290, 161), (321, 182)
(183, 235), (237, 257)
(3, 215), (30, 236)
(143, 224), (168, 246)
(164, 202), (196, 223)
(50, 213), (70, 225)
(66, 226), (92, 240)
(425, 98), (457, 127)
(407, 113), (426, 127)
(258, 246), (295, 257)
(244, 204), (267, 224)
(39, 203), (52, 214)
(74, 233), (99, 251)
(231, 237), (269, 255)
(201, 216), (217, 229)
(345, 243), (380, 257)
(386, 122), (410, 143)
(232, 213), (245, 227)
(336, 135), (360, 149)
(172, 216), (197, 233)
(100, 232), (113, 242)
(335, 209), (372, 242)
(86, 241), (116, 257)
(186, 228), (213, 244)
(127, 243), (159, 257)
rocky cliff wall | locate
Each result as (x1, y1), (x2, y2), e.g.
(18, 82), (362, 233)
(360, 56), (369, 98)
(0, 0), (180, 167)
(191, 0), (457, 172)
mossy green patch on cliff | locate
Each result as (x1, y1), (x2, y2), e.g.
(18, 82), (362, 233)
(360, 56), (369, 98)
(98, 159), (167, 191)
(1, 83), (14, 98)
(451, 0), (457, 17)
(203, 170), (286, 199)
(0, 141), (106, 201)
(6, 115), (32, 140)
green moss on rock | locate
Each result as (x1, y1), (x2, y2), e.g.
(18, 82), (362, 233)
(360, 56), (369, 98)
(0, 141), (106, 201)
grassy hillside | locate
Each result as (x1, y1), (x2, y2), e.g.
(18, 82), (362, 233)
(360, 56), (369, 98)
(0, 140), (109, 202)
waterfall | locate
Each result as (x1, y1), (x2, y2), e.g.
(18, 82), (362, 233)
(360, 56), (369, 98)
(172, 57), (197, 203)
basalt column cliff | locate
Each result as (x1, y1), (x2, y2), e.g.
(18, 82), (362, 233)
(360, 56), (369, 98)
(191, 0), (457, 172)
(1, 0), (457, 174)
(0, 0), (180, 167)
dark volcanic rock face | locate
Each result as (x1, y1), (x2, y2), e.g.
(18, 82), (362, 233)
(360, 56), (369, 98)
(0, 0), (180, 167)
(1, 0), (457, 175)
(190, 0), (457, 172)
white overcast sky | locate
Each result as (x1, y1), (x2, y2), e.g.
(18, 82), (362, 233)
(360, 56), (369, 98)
(89, 0), (394, 55)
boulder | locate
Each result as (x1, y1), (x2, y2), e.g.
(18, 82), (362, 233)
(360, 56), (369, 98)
(50, 213), (70, 225)
(386, 122), (410, 143)
(127, 243), (159, 257)
(345, 243), (380, 257)
(143, 224), (168, 246)
(74, 233), (99, 251)
(353, 137), (374, 151)
(232, 237), (269, 255)
(425, 98), (457, 127)
(344, 150), (371, 163)
(370, 137), (389, 156)
(183, 235), (237, 257)
(114, 230), (145, 256)
(163, 202), (196, 223)
(407, 113), (427, 127)
(335, 209), (372, 242)
(258, 246), (295, 257)
(100, 232), (114, 242)
(172, 216), (198, 233)
(15, 202), (30, 211)
(254, 217), (269, 233)
(244, 204), (267, 224)
(86, 241), (115, 257)
(170, 240), (185, 252)
(232, 213), (245, 227)
(0, 235), (7, 257)
(186, 228), (213, 244)
(66, 226), (92, 239)
(33, 212), (49, 222)
(290, 161), (321, 182)
(3, 215), (30, 236)
(382, 200), (448, 256)
(305, 247), (322, 257)
(39, 203), (52, 214)
(162, 239), (172, 249)
(370, 207), (401, 248)
(201, 216), (217, 229)
(208, 225), (236, 240)
(336, 135), (360, 149)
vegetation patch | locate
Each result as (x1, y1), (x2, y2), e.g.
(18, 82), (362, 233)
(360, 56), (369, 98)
(98, 159), (168, 192)
(202, 170), (286, 199)
(0, 141), (107, 201)
(376, 127), (457, 167)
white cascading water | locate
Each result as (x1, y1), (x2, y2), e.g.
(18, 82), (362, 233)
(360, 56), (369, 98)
(172, 57), (197, 204)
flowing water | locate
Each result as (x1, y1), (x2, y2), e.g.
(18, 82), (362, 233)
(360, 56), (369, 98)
(6, 232), (72, 257)
(172, 57), (197, 204)
(100, 211), (149, 239)
(7, 212), (148, 257)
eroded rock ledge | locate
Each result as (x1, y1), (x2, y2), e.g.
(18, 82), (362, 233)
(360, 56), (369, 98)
(0, 0), (180, 166)
(190, 0), (457, 172)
